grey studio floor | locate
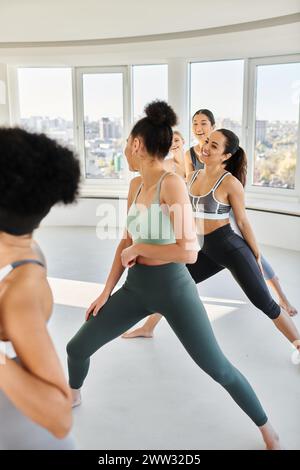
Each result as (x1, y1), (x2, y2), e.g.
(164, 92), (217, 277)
(35, 226), (300, 450)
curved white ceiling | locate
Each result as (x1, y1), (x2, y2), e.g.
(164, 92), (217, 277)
(0, 0), (299, 43)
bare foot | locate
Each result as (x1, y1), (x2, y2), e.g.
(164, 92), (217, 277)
(260, 421), (283, 450)
(292, 339), (300, 355)
(71, 388), (82, 408)
(122, 327), (154, 339)
(265, 437), (283, 450)
(279, 298), (298, 317)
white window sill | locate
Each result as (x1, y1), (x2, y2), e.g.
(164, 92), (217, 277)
(245, 197), (300, 216)
(80, 186), (129, 199)
(79, 187), (300, 216)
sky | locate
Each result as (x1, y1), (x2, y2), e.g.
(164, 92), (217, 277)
(256, 62), (300, 121)
(18, 65), (168, 121)
(18, 61), (300, 123)
(190, 60), (244, 121)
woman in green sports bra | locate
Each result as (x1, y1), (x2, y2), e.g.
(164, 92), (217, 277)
(66, 101), (282, 449)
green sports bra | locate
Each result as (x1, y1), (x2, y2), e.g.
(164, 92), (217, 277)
(126, 172), (176, 245)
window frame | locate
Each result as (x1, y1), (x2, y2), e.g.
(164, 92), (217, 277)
(75, 65), (131, 195)
(9, 64), (75, 142)
(131, 63), (168, 123)
(8, 55), (300, 202)
(188, 55), (300, 200)
(188, 58), (246, 147)
(245, 54), (300, 198)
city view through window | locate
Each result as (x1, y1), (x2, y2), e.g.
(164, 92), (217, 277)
(82, 72), (124, 179)
(18, 66), (167, 180)
(18, 68), (74, 147)
(254, 62), (299, 189)
(18, 61), (299, 188)
(190, 60), (299, 189)
(82, 65), (167, 179)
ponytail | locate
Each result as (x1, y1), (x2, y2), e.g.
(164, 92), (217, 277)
(218, 129), (247, 187)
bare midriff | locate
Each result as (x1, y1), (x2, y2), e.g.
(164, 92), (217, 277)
(195, 218), (230, 236)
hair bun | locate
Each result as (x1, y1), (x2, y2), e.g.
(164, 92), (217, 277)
(145, 100), (178, 127)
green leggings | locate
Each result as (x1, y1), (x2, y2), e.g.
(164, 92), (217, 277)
(67, 262), (267, 427)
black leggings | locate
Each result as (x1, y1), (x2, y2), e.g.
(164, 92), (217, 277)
(187, 224), (281, 320)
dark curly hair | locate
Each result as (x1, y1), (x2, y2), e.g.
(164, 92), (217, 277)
(0, 127), (81, 234)
(131, 100), (178, 159)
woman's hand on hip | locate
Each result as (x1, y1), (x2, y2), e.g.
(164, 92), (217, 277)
(121, 245), (137, 268)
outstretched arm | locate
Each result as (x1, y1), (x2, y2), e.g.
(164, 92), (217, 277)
(228, 177), (261, 260)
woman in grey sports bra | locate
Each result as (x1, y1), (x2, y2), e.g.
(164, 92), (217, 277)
(124, 129), (300, 350)
(186, 109), (297, 315)
(0, 127), (80, 449)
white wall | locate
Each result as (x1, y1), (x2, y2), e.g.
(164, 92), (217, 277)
(247, 210), (300, 251)
(42, 198), (127, 229)
(0, 64), (9, 125)
(41, 199), (300, 251)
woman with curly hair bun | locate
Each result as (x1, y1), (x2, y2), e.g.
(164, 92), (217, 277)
(67, 101), (282, 450)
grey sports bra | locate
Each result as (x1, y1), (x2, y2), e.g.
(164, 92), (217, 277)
(0, 259), (45, 282)
(188, 170), (231, 220)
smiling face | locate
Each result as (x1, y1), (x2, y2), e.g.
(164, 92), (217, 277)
(170, 132), (184, 154)
(192, 113), (214, 144)
(201, 130), (232, 166)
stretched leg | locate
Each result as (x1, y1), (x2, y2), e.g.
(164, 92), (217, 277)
(267, 276), (298, 317)
(162, 280), (281, 449)
(231, 209), (297, 317)
(215, 239), (300, 349)
(122, 251), (224, 339)
(122, 313), (162, 338)
(261, 254), (297, 316)
(186, 249), (225, 283)
(67, 284), (150, 391)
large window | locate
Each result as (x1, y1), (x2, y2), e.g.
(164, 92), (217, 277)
(81, 71), (125, 180)
(133, 64), (168, 123)
(18, 68), (73, 147)
(14, 57), (300, 196)
(190, 60), (244, 143)
(253, 62), (300, 190)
